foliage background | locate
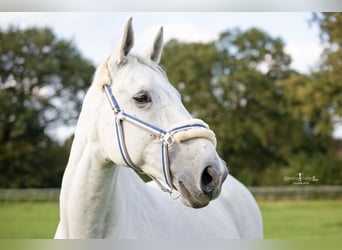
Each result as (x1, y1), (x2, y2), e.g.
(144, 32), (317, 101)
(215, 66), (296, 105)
(161, 13), (342, 186)
(0, 13), (342, 187)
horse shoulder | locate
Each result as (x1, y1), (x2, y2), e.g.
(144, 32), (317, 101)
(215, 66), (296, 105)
(217, 175), (263, 238)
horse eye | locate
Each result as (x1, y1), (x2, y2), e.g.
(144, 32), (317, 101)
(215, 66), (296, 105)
(133, 91), (151, 105)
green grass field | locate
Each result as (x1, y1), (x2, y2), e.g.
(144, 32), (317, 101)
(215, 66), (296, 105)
(0, 202), (58, 239)
(0, 200), (341, 238)
(259, 200), (342, 239)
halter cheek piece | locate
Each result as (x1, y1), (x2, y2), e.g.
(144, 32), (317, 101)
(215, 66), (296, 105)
(103, 84), (217, 198)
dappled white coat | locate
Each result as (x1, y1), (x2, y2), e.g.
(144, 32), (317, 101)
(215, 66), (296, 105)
(54, 18), (263, 239)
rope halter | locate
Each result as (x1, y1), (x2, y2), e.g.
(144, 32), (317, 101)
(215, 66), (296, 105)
(103, 84), (217, 198)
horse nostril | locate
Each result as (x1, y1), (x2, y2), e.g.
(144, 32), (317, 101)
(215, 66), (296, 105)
(201, 166), (218, 197)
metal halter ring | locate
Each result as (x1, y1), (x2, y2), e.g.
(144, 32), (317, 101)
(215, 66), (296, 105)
(161, 132), (174, 146)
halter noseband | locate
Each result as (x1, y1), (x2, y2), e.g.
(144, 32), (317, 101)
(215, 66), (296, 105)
(103, 84), (216, 197)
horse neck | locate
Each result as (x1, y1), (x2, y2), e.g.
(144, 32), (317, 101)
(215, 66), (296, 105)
(59, 86), (144, 238)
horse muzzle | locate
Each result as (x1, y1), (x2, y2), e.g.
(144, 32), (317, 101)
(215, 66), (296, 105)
(172, 146), (229, 208)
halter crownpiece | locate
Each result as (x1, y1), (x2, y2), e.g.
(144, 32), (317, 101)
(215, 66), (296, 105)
(103, 84), (217, 197)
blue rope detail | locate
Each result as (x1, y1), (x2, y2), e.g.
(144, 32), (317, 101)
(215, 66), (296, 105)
(104, 84), (121, 113)
(123, 113), (166, 135)
(115, 118), (134, 169)
(161, 141), (171, 188)
(169, 124), (207, 134)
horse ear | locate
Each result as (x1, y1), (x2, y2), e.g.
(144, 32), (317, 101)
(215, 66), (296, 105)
(146, 26), (164, 64)
(110, 17), (134, 66)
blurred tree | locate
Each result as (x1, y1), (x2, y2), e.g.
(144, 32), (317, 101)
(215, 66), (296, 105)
(1, 21), (341, 187)
(162, 28), (291, 184)
(162, 27), (340, 185)
(0, 27), (94, 187)
(311, 13), (342, 131)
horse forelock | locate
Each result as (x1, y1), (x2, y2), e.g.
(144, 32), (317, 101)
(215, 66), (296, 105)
(92, 57), (111, 90)
(92, 54), (169, 91)
(127, 54), (167, 79)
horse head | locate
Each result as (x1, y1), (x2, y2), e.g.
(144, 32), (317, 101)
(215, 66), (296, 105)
(94, 18), (228, 208)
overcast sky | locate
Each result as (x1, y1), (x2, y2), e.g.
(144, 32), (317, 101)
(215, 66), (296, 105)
(0, 12), (323, 73)
(2, 12), (339, 139)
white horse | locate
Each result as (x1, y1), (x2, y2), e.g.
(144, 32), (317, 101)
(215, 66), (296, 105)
(54, 18), (263, 239)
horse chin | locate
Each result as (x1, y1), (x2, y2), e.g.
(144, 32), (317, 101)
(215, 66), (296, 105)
(178, 181), (210, 209)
